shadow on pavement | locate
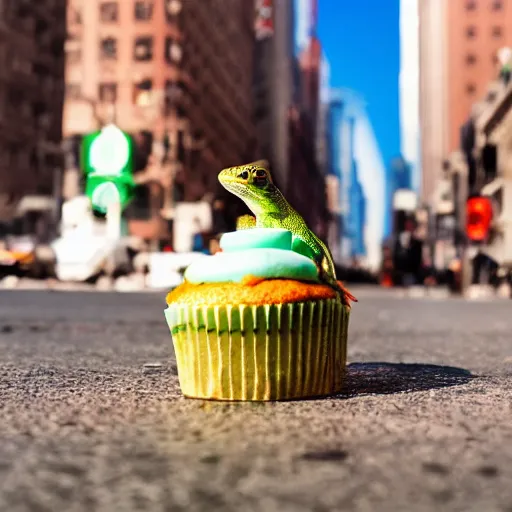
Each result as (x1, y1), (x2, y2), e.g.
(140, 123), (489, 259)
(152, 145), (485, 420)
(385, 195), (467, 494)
(338, 362), (474, 397)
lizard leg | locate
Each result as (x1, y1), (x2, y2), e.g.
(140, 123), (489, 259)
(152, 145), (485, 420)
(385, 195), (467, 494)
(236, 214), (256, 230)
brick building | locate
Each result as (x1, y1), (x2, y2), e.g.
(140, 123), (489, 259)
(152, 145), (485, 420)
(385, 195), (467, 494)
(0, 0), (66, 219)
(64, 0), (257, 243)
(420, 0), (512, 204)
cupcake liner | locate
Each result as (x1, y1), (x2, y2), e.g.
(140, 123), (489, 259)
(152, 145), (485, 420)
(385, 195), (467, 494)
(165, 299), (350, 401)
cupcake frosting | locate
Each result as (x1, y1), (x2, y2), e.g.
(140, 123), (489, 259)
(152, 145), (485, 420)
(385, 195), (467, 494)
(184, 228), (320, 284)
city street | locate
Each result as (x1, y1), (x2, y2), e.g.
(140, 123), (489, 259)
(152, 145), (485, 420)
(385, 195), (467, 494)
(1, 289), (512, 512)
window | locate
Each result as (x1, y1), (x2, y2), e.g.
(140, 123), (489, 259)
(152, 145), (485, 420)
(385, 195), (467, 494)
(492, 26), (503, 38)
(100, 2), (118, 22)
(466, 83), (476, 95)
(492, 1), (503, 10)
(466, 53), (477, 65)
(166, 0), (182, 15)
(466, 26), (477, 38)
(134, 1), (153, 20)
(137, 79), (152, 90)
(133, 36), (153, 61)
(465, 0), (476, 10)
(66, 83), (81, 99)
(100, 37), (117, 59)
(164, 80), (186, 113)
(165, 0), (182, 22)
(487, 90), (497, 102)
(482, 144), (498, 180)
(165, 37), (182, 64)
(99, 82), (117, 102)
(133, 79), (153, 106)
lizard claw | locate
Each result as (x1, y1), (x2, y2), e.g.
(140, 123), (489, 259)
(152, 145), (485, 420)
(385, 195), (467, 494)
(316, 264), (357, 304)
(336, 280), (358, 303)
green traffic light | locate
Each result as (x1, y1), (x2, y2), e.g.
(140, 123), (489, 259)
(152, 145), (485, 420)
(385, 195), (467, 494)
(80, 124), (136, 212)
(91, 182), (121, 213)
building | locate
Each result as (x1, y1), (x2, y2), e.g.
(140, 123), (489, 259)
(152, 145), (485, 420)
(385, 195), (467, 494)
(0, 0), (67, 222)
(419, 0), (512, 206)
(294, 0), (311, 56)
(332, 88), (386, 271)
(325, 97), (343, 264)
(295, 0), (331, 175)
(465, 77), (512, 271)
(298, 7), (320, 147)
(64, 0), (256, 247)
(253, 0), (328, 236)
(399, 0), (420, 193)
(315, 50), (331, 176)
(349, 162), (366, 259)
(253, 0), (294, 192)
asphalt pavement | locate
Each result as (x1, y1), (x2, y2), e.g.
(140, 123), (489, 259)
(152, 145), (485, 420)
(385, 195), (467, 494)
(1, 288), (512, 512)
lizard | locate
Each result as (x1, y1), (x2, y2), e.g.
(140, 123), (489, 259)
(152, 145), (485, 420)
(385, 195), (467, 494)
(218, 159), (356, 304)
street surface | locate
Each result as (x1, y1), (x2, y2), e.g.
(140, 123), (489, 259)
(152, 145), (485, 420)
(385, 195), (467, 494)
(1, 288), (512, 512)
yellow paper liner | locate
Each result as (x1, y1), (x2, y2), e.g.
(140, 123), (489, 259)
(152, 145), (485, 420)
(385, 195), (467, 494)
(165, 299), (350, 401)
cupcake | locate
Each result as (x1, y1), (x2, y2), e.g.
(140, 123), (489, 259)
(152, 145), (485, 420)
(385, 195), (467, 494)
(165, 227), (352, 401)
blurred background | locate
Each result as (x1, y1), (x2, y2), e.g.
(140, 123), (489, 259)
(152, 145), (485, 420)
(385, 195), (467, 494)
(0, 0), (511, 297)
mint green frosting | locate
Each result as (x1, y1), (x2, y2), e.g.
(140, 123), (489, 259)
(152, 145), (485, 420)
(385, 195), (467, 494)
(184, 228), (320, 284)
(220, 228), (292, 251)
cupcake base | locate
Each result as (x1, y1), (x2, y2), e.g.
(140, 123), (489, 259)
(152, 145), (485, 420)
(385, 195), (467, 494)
(165, 299), (349, 401)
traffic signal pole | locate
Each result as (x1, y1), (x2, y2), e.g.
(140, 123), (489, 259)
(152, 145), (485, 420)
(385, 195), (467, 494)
(106, 200), (122, 239)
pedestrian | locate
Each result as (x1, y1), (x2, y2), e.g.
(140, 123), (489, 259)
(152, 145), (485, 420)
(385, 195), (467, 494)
(393, 218), (423, 287)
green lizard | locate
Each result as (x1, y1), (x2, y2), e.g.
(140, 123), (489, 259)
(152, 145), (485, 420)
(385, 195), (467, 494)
(218, 160), (356, 303)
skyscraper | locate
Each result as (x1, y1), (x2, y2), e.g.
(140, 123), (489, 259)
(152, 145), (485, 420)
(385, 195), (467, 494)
(332, 88), (386, 271)
(419, 0), (512, 205)
(399, 0), (420, 193)
(325, 97), (343, 264)
(294, 0), (311, 55)
(253, 0), (295, 193)
(349, 161), (366, 258)
(253, 0), (328, 235)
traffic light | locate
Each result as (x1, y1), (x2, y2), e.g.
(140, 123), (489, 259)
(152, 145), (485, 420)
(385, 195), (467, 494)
(80, 124), (136, 213)
(466, 196), (493, 242)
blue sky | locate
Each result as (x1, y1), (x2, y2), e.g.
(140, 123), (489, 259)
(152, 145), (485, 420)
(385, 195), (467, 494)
(317, 0), (400, 169)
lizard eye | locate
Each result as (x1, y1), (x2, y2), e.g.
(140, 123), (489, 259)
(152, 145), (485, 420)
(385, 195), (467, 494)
(255, 170), (266, 178)
(238, 171), (249, 180)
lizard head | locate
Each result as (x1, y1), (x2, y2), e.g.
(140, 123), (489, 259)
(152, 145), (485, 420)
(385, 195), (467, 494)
(218, 160), (277, 212)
